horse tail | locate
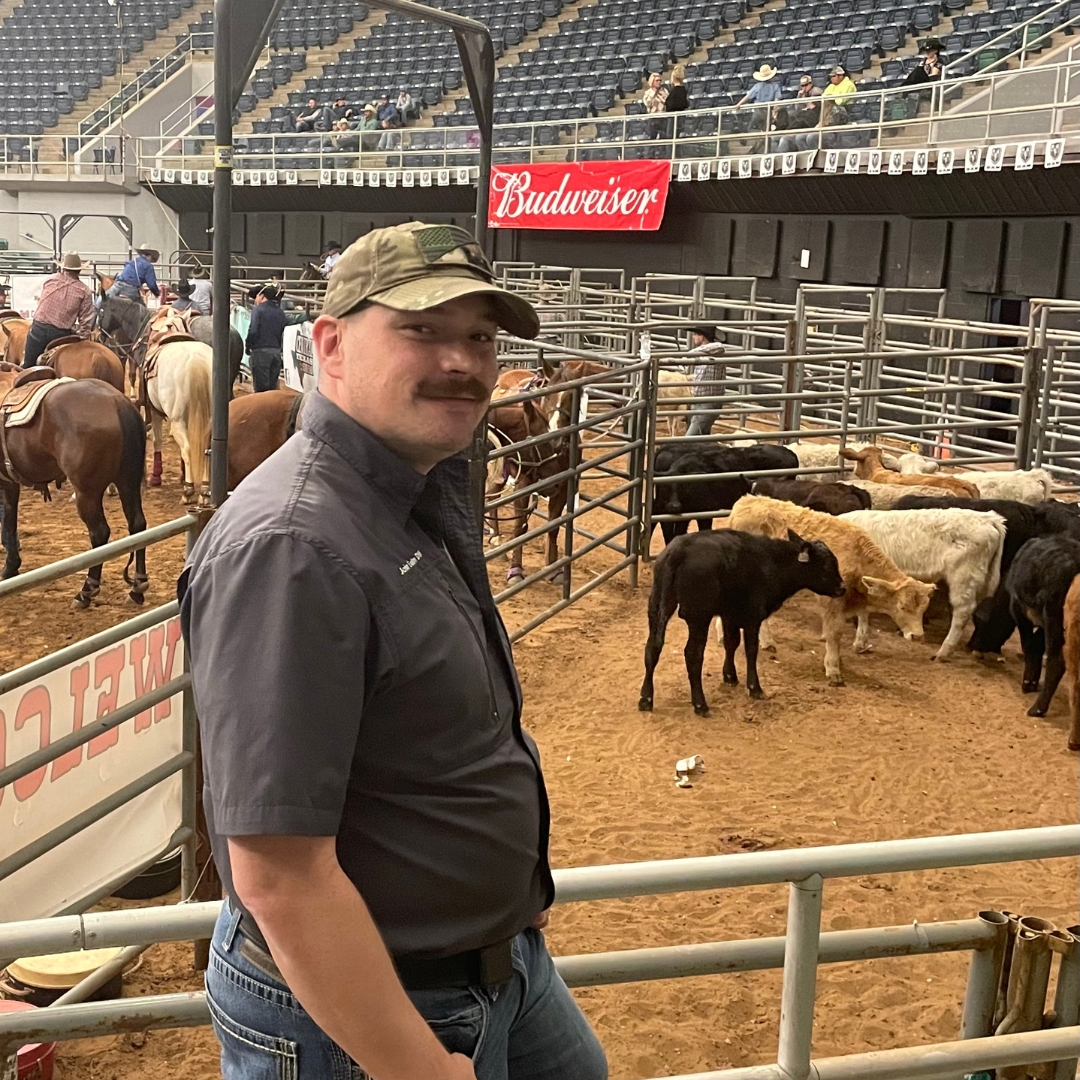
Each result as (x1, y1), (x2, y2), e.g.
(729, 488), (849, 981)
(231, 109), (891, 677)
(184, 350), (213, 494)
(116, 394), (147, 501)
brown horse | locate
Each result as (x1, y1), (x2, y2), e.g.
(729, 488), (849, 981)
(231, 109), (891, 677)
(0, 371), (149, 607)
(487, 389), (570, 586)
(40, 338), (126, 393)
(0, 317), (30, 366)
(227, 388), (303, 491)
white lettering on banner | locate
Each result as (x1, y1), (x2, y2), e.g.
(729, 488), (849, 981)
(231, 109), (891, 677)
(759, 155), (774, 177)
(965, 147), (982, 172)
(717, 159), (731, 179)
(0, 620), (184, 922)
(844, 151), (860, 174)
(824, 150), (839, 173)
(888, 150), (905, 175)
(937, 148), (955, 175)
(985, 145), (1005, 171)
(867, 150), (882, 174)
(738, 157), (753, 178)
(283, 322), (319, 392)
(491, 172), (658, 222)
(782, 153), (796, 176)
(696, 160), (710, 181)
(912, 150), (929, 175)
(1014, 142), (1035, 170)
(1045, 138), (1065, 168)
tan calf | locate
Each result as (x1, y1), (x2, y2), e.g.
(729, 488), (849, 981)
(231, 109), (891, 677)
(1064, 575), (1080, 752)
(728, 495), (936, 686)
(840, 445), (980, 499)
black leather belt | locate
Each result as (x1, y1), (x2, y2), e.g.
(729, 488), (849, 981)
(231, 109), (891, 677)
(238, 930), (514, 992)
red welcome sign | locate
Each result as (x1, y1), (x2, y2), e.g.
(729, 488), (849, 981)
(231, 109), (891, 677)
(489, 161), (671, 231)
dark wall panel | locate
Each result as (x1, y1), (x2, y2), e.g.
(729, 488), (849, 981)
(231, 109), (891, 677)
(230, 214), (246, 254)
(682, 215), (732, 276)
(284, 212), (323, 257)
(731, 217), (778, 278)
(829, 219), (885, 285)
(1000, 218), (1066, 299)
(907, 219), (949, 289)
(950, 220), (1003, 293)
(883, 217), (912, 288)
(1063, 223), (1080, 301)
(250, 213), (283, 255)
(779, 217), (829, 282)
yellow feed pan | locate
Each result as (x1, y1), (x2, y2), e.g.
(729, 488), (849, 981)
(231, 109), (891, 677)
(7, 948), (127, 990)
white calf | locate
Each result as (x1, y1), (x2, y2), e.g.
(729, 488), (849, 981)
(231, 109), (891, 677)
(657, 370), (693, 436)
(839, 507), (1007, 660)
(898, 455), (1053, 503)
(793, 442), (901, 484)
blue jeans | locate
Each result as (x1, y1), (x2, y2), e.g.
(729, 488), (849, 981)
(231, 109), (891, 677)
(106, 280), (143, 302)
(207, 903), (608, 1080)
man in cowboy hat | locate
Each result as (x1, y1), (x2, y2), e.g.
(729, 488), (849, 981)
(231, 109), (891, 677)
(904, 37), (945, 86)
(189, 265), (212, 316)
(106, 244), (161, 304)
(171, 279), (196, 313)
(23, 251), (94, 368)
(685, 325), (730, 437)
(245, 281), (289, 392)
(735, 63), (783, 151)
(180, 222), (607, 1080)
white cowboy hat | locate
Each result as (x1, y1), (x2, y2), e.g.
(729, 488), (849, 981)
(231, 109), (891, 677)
(135, 244), (160, 261)
(753, 64), (778, 81)
(60, 251), (84, 272)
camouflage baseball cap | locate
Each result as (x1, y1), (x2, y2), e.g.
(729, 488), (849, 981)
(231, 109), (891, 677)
(322, 222), (540, 339)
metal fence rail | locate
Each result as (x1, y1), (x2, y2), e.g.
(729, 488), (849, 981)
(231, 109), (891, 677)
(0, 825), (1073, 1080)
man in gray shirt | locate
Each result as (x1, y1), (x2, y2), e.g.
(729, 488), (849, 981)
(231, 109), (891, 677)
(180, 222), (608, 1080)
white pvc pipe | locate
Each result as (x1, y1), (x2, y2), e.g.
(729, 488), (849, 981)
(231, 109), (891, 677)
(777, 876), (822, 1080)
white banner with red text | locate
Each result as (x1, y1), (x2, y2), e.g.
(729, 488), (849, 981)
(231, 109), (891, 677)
(488, 161), (671, 231)
(0, 618), (185, 921)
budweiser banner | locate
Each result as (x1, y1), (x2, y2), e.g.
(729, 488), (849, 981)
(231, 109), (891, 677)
(0, 618), (184, 920)
(489, 161), (671, 231)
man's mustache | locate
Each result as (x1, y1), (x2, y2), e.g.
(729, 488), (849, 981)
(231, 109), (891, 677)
(416, 377), (492, 402)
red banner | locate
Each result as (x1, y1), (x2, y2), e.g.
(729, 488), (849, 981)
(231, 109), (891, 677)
(488, 161), (671, 231)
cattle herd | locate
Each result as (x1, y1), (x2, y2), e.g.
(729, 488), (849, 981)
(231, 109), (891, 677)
(639, 435), (1080, 753)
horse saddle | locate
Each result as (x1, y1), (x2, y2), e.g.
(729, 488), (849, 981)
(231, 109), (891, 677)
(1, 373), (73, 428)
(143, 307), (197, 377)
(39, 336), (85, 366)
(0, 310), (24, 322)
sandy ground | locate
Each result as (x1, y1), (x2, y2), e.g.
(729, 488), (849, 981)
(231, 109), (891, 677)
(2, 436), (1077, 1080)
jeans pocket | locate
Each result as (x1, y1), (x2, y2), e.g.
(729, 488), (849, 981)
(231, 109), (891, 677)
(412, 987), (488, 1060)
(329, 1043), (371, 1080)
(207, 990), (300, 1080)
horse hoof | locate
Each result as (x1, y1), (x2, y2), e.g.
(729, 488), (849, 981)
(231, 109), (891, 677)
(828, 675), (846, 688)
(128, 590), (146, 606)
(546, 569), (566, 586)
(855, 643), (873, 654)
(506, 567), (525, 583)
(149, 475), (162, 488)
(71, 594), (91, 610)
(693, 704), (711, 717)
(637, 697), (653, 712)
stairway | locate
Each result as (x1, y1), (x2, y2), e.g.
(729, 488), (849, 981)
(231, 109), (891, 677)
(50, 0), (217, 138)
(423, 0), (603, 125)
(235, 8), (393, 134)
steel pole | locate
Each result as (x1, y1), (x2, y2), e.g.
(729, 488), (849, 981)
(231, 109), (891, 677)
(960, 911), (1011, 1041)
(211, 0), (233, 507)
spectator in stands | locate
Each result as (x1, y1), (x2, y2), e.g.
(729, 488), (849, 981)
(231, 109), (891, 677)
(245, 283), (288, 393)
(823, 66), (856, 107)
(776, 75), (823, 152)
(685, 326), (728, 437)
(643, 72), (669, 140)
(904, 38), (944, 86)
(665, 64), (689, 112)
(171, 280), (196, 313)
(396, 88), (414, 120)
(23, 252), (94, 368)
(320, 241), (344, 279)
(332, 96), (351, 122)
(735, 64), (783, 152)
(295, 98), (328, 133)
(107, 245), (160, 304)
(376, 94), (402, 150)
(358, 103), (380, 150)
(190, 267), (212, 316)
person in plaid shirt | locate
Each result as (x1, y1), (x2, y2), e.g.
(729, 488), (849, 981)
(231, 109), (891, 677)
(685, 325), (729, 437)
(23, 252), (94, 368)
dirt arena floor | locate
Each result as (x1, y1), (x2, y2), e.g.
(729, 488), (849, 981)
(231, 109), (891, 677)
(2, 435), (1078, 1080)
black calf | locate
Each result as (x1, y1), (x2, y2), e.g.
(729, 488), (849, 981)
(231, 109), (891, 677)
(895, 495), (1080, 654)
(752, 478), (871, 515)
(652, 444), (798, 546)
(638, 528), (845, 716)
(1005, 535), (1080, 717)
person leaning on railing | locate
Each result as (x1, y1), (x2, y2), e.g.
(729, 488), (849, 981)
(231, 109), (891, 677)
(776, 75), (823, 153)
(179, 222), (608, 1080)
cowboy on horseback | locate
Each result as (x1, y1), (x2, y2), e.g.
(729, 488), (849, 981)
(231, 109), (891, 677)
(106, 244), (161, 304)
(24, 252), (95, 368)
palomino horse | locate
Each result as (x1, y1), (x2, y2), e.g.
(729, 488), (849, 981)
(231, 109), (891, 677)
(147, 340), (214, 505)
(0, 369), (149, 607)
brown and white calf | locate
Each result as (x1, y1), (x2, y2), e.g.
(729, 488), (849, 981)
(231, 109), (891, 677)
(727, 496), (936, 686)
(840, 445), (980, 499)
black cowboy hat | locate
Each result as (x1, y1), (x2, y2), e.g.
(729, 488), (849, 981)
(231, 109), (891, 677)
(690, 325), (723, 343)
(174, 280), (193, 296)
(247, 281), (282, 303)
(923, 36), (944, 51)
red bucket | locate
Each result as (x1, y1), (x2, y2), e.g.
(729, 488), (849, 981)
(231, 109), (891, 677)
(0, 1000), (56, 1080)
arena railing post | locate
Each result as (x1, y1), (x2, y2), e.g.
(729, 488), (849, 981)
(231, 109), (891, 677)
(1016, 344), (1044, 471)
(776, 874), (823, 1080)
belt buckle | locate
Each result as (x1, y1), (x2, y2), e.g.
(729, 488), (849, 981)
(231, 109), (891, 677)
(478, 939), (513, 986)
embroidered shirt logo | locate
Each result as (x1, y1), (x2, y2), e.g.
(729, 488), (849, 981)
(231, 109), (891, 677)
(399, 550), (423, 576)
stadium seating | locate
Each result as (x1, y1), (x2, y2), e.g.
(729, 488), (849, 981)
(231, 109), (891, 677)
(0, 0), (197, 134)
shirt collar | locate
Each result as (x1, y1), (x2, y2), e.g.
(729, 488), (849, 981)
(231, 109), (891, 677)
(302, 392), (458, 525)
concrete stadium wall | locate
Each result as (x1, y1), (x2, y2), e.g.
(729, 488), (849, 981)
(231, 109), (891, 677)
(177, 208), (1080, 324)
